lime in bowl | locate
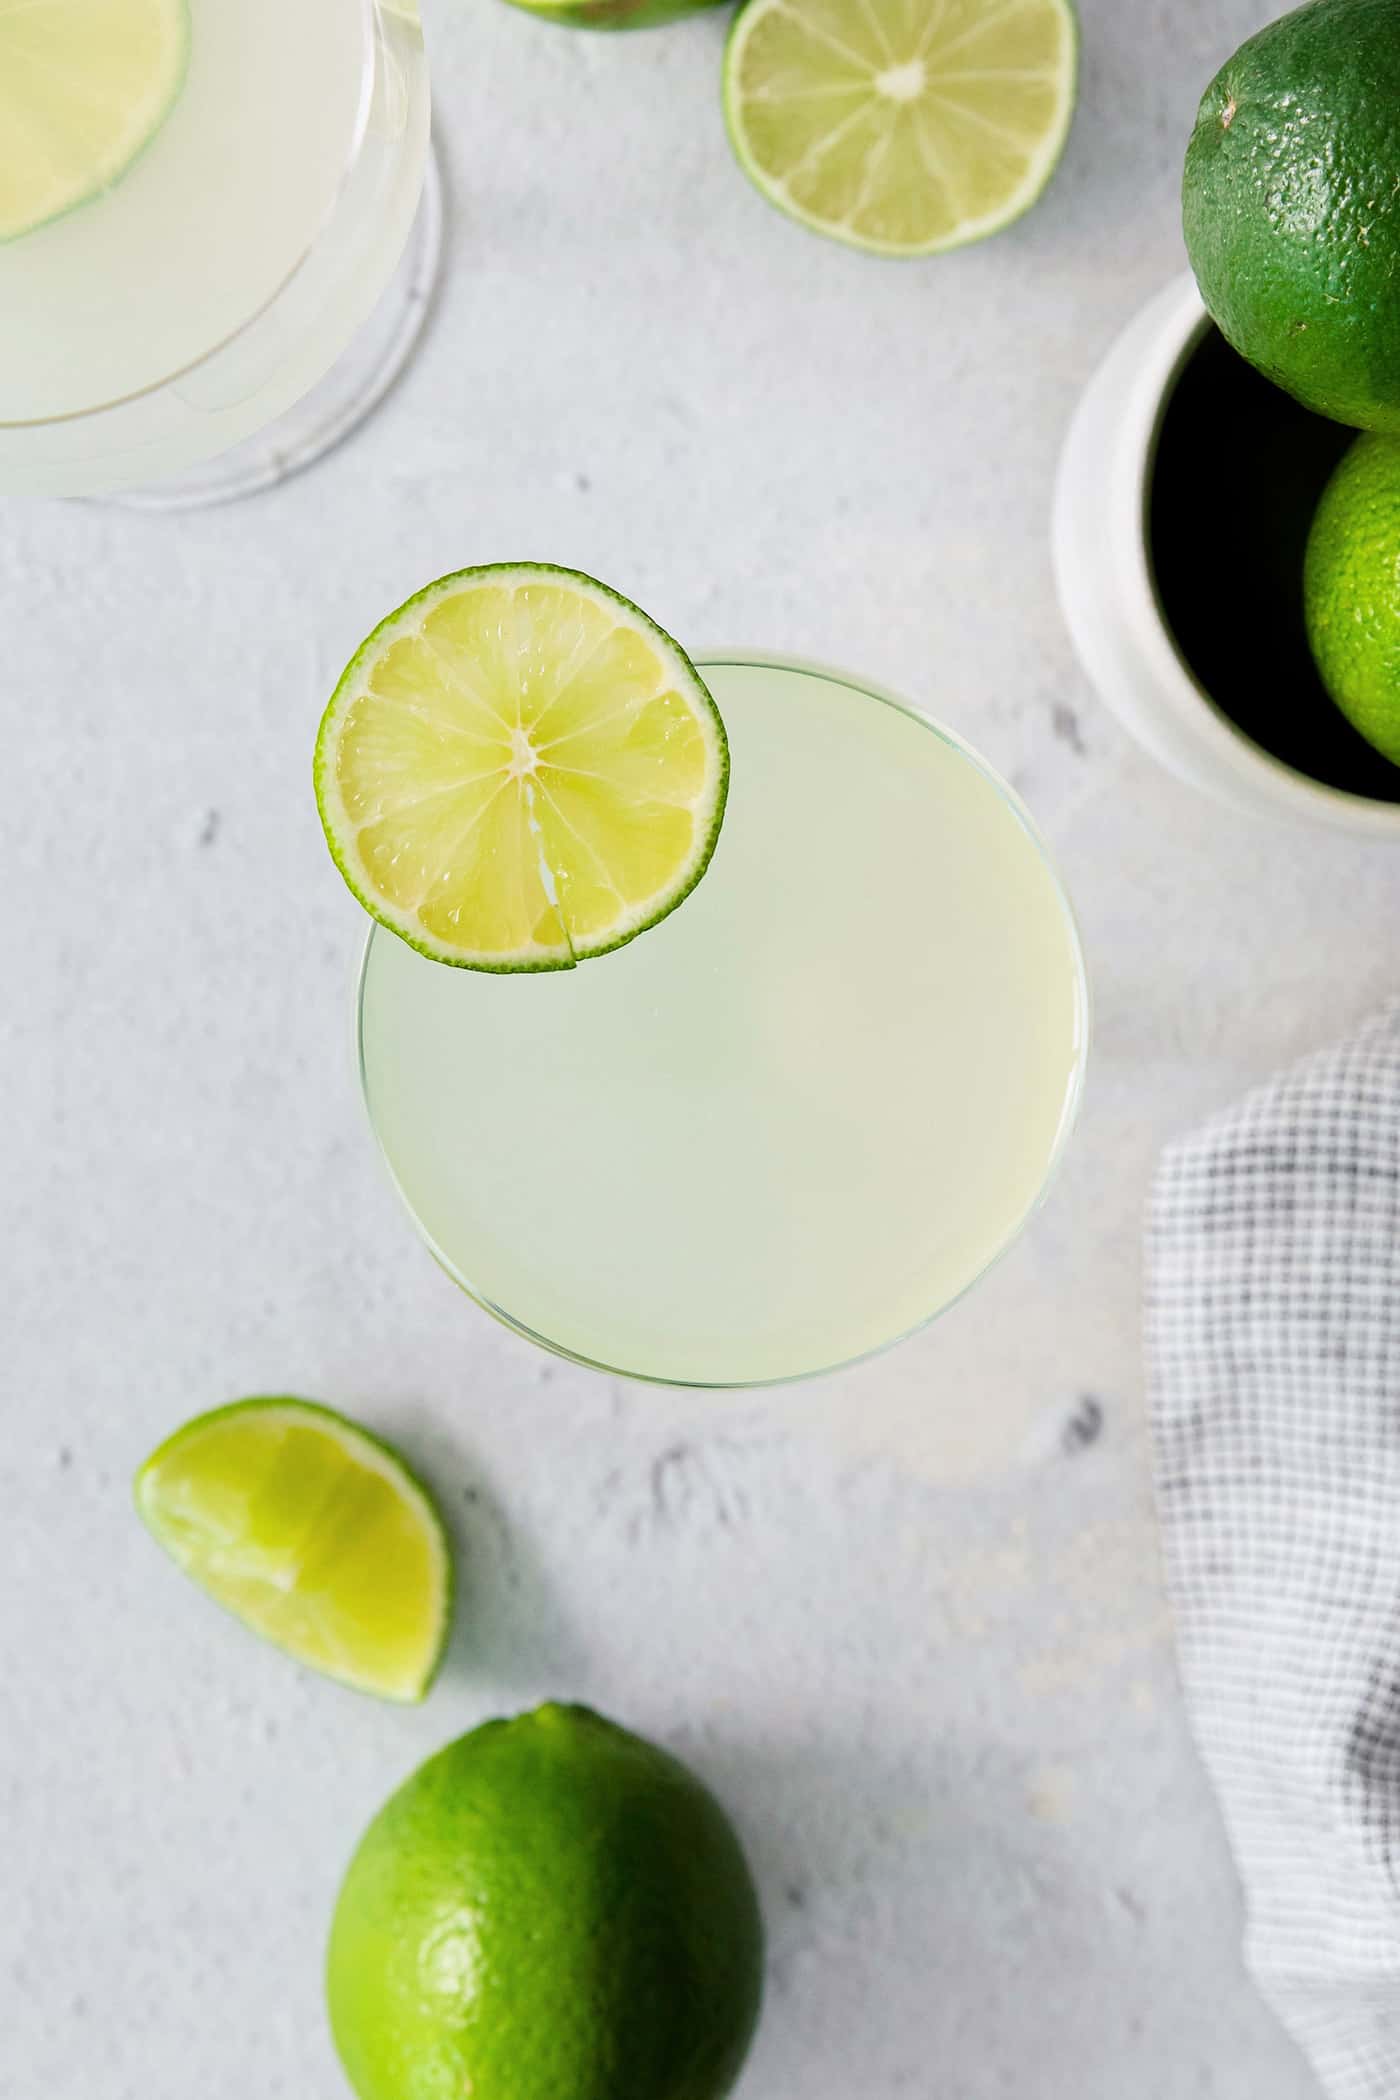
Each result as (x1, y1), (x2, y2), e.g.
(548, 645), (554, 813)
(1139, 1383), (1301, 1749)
(347, 638), (1088, 1388)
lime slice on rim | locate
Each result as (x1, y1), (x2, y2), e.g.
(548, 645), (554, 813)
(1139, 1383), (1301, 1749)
(723, 0), (1077, 256)
(135, 1398), (452, 1703)
(0, 0), (190, 244)
(315, 564), (729, 972)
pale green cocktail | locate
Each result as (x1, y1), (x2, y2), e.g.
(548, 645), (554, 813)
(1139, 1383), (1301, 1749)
(357, 656), (1087, 1386)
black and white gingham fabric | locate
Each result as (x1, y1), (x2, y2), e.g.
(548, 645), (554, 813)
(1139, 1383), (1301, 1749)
(1149, 1001), (1400, 2099)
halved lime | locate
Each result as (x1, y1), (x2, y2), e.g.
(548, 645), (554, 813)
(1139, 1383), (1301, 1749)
(723, 0), (1077, 256)
(315, 564), (729, 972)
(135, 1398), (452, 1703)
(0, 0), (190, 244)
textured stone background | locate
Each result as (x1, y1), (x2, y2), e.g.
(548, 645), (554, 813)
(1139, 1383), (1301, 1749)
(7, 0), (1387, 2092)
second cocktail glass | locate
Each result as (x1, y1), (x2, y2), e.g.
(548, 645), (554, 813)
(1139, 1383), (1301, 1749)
(0, 0), (434, 503)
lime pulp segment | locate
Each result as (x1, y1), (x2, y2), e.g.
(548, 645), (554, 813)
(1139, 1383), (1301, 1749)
(724, 0), (1077, 255)
(315, 564), (729, 972)
(0, 0), (190, 244)
(135, 1397), (452, 1702)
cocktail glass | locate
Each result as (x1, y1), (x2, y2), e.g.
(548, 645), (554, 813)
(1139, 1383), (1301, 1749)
(0, 0), (434, 504)
(357, 654), (1089, 1387)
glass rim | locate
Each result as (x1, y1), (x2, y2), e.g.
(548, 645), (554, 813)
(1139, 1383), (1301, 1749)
(355, 649), (1092, 1391)
(0, 0), (397, 433)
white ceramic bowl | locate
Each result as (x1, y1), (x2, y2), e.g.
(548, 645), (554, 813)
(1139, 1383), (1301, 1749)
(1052, 272), (1400, 839)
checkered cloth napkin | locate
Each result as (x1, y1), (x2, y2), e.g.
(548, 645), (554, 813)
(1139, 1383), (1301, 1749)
(1148, 1000), (1400, 2099)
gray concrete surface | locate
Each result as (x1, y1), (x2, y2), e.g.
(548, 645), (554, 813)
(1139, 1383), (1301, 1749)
(2, 0), (1370, 2092)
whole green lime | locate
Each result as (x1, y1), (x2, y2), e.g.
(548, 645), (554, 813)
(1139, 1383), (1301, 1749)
(1304, 433), (1400, 763)
(501, 0), (723, 23)
(1183, 0), (1400, 432)
(326, 1704), (764, 2100)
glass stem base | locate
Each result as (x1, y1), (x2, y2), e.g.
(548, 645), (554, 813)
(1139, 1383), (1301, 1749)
(96, 143), (443, 513)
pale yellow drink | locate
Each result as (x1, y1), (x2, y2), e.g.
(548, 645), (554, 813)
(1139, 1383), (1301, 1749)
(359, 658), (1087, 1386)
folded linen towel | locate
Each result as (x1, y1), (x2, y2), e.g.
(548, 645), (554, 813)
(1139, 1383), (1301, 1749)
(1148, 1000), (1400, 2098)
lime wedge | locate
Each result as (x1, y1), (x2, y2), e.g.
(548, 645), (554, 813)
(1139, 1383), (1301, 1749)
(723, 0), (1077, 256)
(0, 0), (190, 244)
(135, 1398), (452, 1703)
(315, 563), (729, 972)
